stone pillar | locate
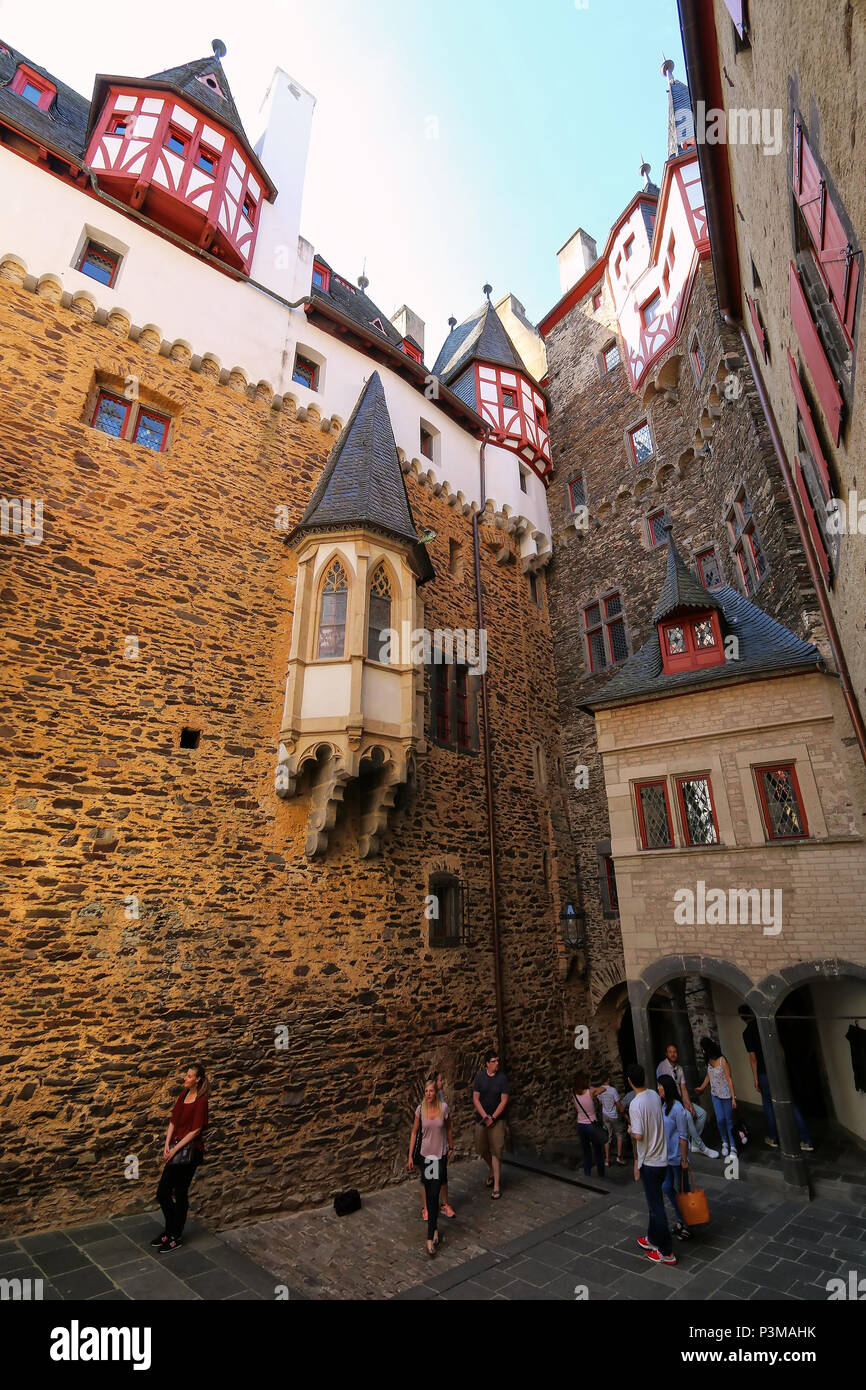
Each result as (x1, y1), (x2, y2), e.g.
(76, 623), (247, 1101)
(627, 979), (654, 1086)
(668, 978), (699, 1091)
(756, 1013), (810, 1192)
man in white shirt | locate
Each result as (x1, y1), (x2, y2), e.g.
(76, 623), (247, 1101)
(656, 1043), (719, 1159)
(627, 1063), (676, 1264)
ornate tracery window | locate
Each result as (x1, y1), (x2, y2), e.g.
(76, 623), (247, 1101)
(318, 560), (348, 659)
(367, 564), (392, 662)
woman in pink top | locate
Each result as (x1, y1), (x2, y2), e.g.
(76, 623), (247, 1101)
(572, 1071), (607, 1178)
(408, 1078), (453, 1257)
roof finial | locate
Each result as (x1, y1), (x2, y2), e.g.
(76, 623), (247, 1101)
(661, 55), (675, 83)
(483, 282), (493, 301)
(448, 315), (457, 330)
(212, 39), (227, 59)
(358, 258), (369, 292)
(640, 156), (653, 188)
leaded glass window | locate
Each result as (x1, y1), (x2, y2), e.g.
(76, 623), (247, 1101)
(637, 781), (673, 849)
(677, 777), (718, 846)
(318, 560), (348, 659)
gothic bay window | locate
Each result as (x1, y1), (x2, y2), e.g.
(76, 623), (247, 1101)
(755, 764), (809, 841)
(675, 775), (719, 846)
(696, 547), (722, 589)
(427, 873), (467, 946)
(584, 593), (628, 673)
(77, 240), (121, 287)
(317, 560), (348, 659)
(726, 488), (767, 595)
(366, 565), (392, 662)
(635, 779), (673, 850)
(628, 419), (654, 465)
(429, 659), (476, 752)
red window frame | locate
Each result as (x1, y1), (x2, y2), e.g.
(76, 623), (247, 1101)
(91, 391), (132, 438)
(592, 291), (602, 311)
(754, 763), (810, 841)
(788, 349), (834, 583)
(311, 260), (331, 293)
(110, 117), (129, 136)
(603, 341), (620, 372)
(628, 420), (654, 464)
(568, 475), (585, 511)
(10, 64), (56, 111)
(401, 339), (422, 363)
(293, 354), (318, 391)
(164, 127), (189, 156)
(789, 261), (844, 445)
(133, 408), (171, 453)
(696, 547), (722, 589)
(647, 509), (667, 547)
(501, 385), (519, 411)
(624, 235), (635, 260)
(603, 854), (618, 912)
(746, 293), (768, 362)
(242, 193), (257, 221)
(195, 144), (219, 175)
(641, 292), (662, 327)
(792, 116), (859, 346)
(635, 779), (674, 850)
(674, 775), (720, 847)
(659, 611), (725, 674)
(77, 240), (121, 287)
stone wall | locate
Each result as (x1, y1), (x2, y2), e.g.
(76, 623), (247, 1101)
(0, 275), (585, 1232)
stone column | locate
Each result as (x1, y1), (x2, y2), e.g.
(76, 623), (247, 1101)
(756, 1013), (810, 1192)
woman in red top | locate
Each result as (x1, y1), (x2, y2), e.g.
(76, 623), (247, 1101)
(151, 1063), (209, 1254)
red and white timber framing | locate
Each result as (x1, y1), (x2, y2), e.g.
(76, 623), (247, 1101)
(472, 363), (551, 474)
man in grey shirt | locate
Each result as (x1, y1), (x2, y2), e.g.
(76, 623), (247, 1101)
(627, 1063), (675, 1264)
(472, 1051), (509, 1199)
(656, 1043), (719, 1159)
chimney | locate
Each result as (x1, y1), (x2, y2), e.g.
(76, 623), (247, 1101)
(390, 304), (425, 356)
(557, 227), (598, 295)
(250, 68), (316, 297)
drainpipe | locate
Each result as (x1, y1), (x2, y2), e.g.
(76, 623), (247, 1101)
(725, 313), (866, 768)
(472, 433), (507, 1057)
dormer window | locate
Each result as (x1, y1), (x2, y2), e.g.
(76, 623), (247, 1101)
(197, 71), (226, 98)
(659, 610), (725, 674)
(10, 64), (55, 111)
(164, 128), (188, 157)
(311, 260), (330, 292)
(401, 339), (422, 364)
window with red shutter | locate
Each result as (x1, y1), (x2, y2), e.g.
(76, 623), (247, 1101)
(789, 261), (844, 445)
(793, 117), (859, 346)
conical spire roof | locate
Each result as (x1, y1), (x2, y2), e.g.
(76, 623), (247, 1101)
(147, 50), (249, 148)
(290, 373), (433, 577)
(432, 300), (527, 385)
(652, 528), (723, 623)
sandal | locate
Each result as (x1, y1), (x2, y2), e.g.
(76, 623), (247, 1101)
(441, 1204), (456, 1218)
(674, 1223), (692, 1241)
(485, 1176), (494, 1188)
(491, 1189), (501, 1199)
(426, 1240), (436, 1257)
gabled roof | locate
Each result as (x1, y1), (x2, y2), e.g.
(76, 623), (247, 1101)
(432, 300), (527, 385)
(310, 260), (405, 352)
(0, 40), (90, 162)
(653, 531), (723, 623)
(290, 372), (434, 580)
(583, 585), (823, 710)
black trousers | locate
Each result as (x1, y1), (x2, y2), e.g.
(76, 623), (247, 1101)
(156, 1155), (201, 1238)
(420, 1155), (447, 1241)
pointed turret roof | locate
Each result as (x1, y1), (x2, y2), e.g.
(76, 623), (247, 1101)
(653, 529), (723, 623)
(663, 59), (695, 159)
(147, 51), (248, 146)
(432, 300), (528, 386)
(290, 372), (434, 579)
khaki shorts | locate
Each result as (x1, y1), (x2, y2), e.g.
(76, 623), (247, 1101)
(474, 1117), (506, 1161)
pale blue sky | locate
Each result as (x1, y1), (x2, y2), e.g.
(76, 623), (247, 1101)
(6, 0), (684, 358)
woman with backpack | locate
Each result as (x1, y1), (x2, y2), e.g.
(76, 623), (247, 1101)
(152, 1062), (209, 1254)
(408, 1078), (453, 1257)
(696, 1037), (738, 1157)
(571, 1071), (607, 1179)
(658, 1072), (691, 1242)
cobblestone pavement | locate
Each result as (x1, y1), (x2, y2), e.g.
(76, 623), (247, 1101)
(221, 1158), (594, 1299)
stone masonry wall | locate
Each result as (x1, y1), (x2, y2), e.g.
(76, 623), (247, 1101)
(0, 275), (585, 1233)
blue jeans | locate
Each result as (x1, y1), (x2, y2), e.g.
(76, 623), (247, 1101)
(712, 1095), (737, 1150)
(577, 1123), (605, 1178)
(684, 1104), (709, 1150)
(662, 1162), (684, 1227)
(757, 1073), (811, 1145)
(640, 1164), (672, 1256)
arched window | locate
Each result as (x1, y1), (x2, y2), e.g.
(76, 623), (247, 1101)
(317, 559), (348, 659)
(367, 564), (392, 662)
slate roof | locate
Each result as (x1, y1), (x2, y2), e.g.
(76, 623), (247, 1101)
(310, 260), (405, 352)
(667, 77), (695, 159)
(653, 531), (723, 622)
(431, 301), (527, 386)
(583, 585), (823, 710)
(145, 54), (248, 147)
(290, 372), (435, 580)
(0, 39), (90, 162)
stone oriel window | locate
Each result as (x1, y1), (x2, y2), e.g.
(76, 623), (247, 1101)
(366, 564), (392, 662)
(427, 873), (468, 947)
(635, 779), (674, 850)
(754, 764), (809, 841)
(317, 559), (348, 659)
(675, 775), (720, 846)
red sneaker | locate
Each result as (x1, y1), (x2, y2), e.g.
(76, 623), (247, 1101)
(441, 1204), (456, 1218)
(636, 1237), (657, 1251)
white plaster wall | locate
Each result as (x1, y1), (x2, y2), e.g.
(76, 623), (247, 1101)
(810, 978), (866, 1141)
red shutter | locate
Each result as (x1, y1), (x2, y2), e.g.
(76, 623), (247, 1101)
(788, 261), (843, 444)
(746, 293), (767, 361)
(788, 351), (832, 584)
(792, 118), (824, 251)
(793, 118), (859, 344)
(722, 0), (746, 38)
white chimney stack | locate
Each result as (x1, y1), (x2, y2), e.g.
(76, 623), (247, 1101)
(557, 227), (598, 295)
(250, 68), (316, 299)
(390, 304), (425, 356)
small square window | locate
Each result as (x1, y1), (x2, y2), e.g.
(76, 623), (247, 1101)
(196, 147), (217, 174)
(420, 425), (434, 459)
(641, 293), (662, 327)
(180, 728), (201, 749)
(78, 241), (121, 287)
(134, 409), (170, 452)
(603, 342), (621, 372)
(629, 421), (654, 464)
(293, 354), (319, 391)
(111, 118), (129, 135)
(243, 193), (256, 220)
(502, 387), (518, 410)
(164, 129), (188, 156)
(92, 392), (131, 439)
(20, 81), (43, 105)
(647, 510), (667, 547)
